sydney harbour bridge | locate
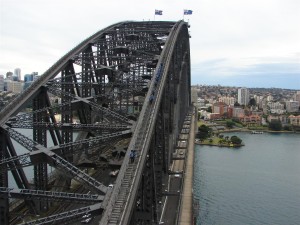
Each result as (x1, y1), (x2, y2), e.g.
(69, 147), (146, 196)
(0, 20), (192, 225)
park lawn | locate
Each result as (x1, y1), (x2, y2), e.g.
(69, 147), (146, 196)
(202, 137), (221, 145)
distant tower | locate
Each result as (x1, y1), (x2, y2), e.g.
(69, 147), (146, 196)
(24, 73), (35, 90)
(238, 88), (249, 105)
(6, 71), (13, 80)
(14, 68), (21, 81)
(0, 75), (4, 91)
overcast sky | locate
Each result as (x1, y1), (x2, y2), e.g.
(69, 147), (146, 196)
(1, 0), (299, 89)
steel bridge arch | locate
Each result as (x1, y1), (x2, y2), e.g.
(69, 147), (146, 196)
(0, 20), (191, 225)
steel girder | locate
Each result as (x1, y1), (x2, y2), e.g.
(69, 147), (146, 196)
(0, 128), (9, 225)
(0, 20), (190, 225)
(100, 21), (191, 225)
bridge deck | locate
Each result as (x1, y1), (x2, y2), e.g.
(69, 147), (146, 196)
(178, 109), (196, 225)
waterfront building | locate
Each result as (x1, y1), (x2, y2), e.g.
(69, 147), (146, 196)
(251, 110), (264, 116)
(233, 107), (245, 118)
(238, 115), (261, 126)
(238, 88), (249, 105)
(208, 113), (221, 120)
(213, 102), (228, 117)
(227, 106), (233, 118)
(198, 109), (210, 120)
(267, 115), (288, 124)
(289, 115), (300, 126)
(285, 100), (299, 113)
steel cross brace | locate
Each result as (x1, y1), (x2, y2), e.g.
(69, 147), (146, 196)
(46, 87), (134, 125)
(18, 203), (103, 225)
(1, 126), (108, 193)
(0, 187), (103, 204)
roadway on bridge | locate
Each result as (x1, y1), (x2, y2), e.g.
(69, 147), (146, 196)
(159, 110), (195, 225)
(178, 111), (196, 225)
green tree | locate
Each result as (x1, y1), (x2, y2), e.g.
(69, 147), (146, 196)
(207, 106), (212, 113)
(268, 120), (282, 131)
(226, 121), (235, 129)
(230, 136), (242, 145)
(248, 98), (256, 106)
(197, 124), (211, 139)
(283, 125), (292, 131)
(234, 102), (240, 107)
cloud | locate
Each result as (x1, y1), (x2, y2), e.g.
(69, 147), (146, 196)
(0, 0), (299, 89)
(191, 55), (300, 89)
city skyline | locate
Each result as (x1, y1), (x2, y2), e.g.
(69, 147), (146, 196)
(1, 0), (299, 89)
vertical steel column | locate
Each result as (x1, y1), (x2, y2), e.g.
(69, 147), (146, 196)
(163, 73), (171, 171)
(33, 88), (48, 212)
(81, 48), (92, 125)
(0, 128), (9, 225)
(61, 63), (74, 156)
(152, 106), (164, 222)
(132, 143), (155, 225)
(94, 41), (107, 122)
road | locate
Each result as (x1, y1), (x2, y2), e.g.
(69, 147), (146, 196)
(159, 137), (188, 225)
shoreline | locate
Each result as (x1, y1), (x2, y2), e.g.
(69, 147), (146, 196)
(218, 128), (299, 134)
(195, 141), (244, 148)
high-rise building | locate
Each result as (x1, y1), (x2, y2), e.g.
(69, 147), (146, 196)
(0, 75), (4, 91)
(24, 74), (34, 82)
(14, 68), (21, 81)
(7, 80), (23, 93)
(213, 102), (228, 117)
(293, 91), (300, 104)
(6, 71), (13, 80)
(237, 88), (249, 105)
(24, 73), (35, 90)
(286, 100), (300, 113)
(218, 96), (236, 106)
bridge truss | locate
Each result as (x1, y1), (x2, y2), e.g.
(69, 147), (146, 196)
(0, 20), (191, 225)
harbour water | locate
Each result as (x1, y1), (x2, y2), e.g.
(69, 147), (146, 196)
(194, 132), (300, 225)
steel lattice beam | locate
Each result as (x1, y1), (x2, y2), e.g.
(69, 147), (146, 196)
(0, 21), (191, 225)
(0, 187), (103, 204)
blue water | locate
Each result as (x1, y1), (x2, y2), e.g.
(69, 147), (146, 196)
(194, 132), (300, 225)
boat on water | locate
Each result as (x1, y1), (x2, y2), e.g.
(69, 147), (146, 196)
(251, 131), (264, 134)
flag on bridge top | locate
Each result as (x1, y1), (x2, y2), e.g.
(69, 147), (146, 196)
(155, 9), (163, 15)
(184, 9), (193, 15)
